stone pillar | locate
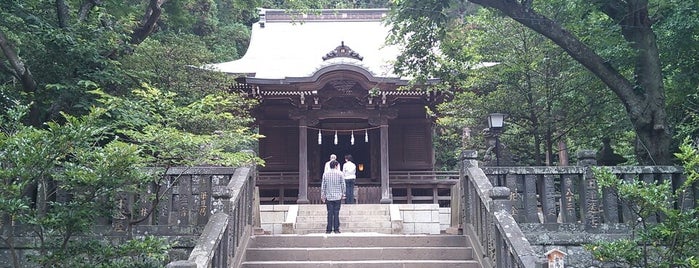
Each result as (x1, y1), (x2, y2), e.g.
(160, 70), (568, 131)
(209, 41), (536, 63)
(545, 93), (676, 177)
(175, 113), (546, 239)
(541, 175), (557, 223)
(577, 150), (601, 228)
(522, 174), (538, 223)
(297, 119), (309, 204)
(560, 175), (577, 223)
(380, 124), (392, 203)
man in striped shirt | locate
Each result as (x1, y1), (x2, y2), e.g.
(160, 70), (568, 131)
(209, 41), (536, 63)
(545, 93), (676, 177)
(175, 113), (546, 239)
(321, 160), (346, 234)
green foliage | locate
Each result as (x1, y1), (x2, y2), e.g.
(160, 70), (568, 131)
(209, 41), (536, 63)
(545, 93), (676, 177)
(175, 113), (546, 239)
(426, 7), (627, 166)
(389, 0), (695, 165)
(0, 104), (173, 267)
(387, 0), (451, 84)
(433, 91), (481, 169)
(30, 236), (170, 268)
(586, 138), (699, 267)
(655, 0), (699, 141)
(1, 84), (259, 266)
(1, 1), (263, 266)
(92, 84), (260, 167)
(0, 0), (258, 124)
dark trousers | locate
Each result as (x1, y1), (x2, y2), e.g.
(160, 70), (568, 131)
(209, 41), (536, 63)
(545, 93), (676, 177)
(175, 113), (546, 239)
(326, 200), (341, 232)
(345, 179), (355, 204)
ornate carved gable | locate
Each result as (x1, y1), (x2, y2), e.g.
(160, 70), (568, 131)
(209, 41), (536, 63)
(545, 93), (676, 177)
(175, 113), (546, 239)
(328, 79), (358, 94)
(324, 96), (363, 109)
(322, 41), (363, 61)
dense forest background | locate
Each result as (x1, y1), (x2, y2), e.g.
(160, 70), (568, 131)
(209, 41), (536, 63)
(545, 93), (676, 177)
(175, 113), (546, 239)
(2, 0), (697, 169)
(1, 0), (697, 266)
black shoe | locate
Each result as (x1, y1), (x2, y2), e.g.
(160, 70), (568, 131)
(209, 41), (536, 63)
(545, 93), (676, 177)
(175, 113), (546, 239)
(333, 230), (341, 233)
(326, 231), (332, 234)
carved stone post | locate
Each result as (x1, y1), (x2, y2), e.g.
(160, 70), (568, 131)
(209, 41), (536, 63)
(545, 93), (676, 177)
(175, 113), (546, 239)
(212, 175), (232, 214)
(560, 174), (577, 223)
(541, 175), (557, 223)
(577, 150), (601, 229)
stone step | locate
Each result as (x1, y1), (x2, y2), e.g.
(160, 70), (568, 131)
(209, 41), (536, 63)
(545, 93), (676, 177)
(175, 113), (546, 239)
(294, 221), (392, 229)
(245, 246), (474, 261)
(241, 259), (482, 268)
(242, 234), (481, 268)
(298, 204), (388, 211)
(295, 215), (390, 223)
(248, 234), (470, 248)
(296, 210), (389, 216)
(296, 206), (389, 216)
(294, 228), (393, 235)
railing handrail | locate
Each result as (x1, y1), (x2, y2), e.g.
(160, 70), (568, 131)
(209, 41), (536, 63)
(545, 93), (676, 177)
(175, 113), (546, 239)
(389, 170), (460, 175)
(166, 166), (257, 268)
(188, 212), (229, 267)
(460, 150), (545, 267)
(482, 165), (683, 174)
(460, 150), (693, 267)
(389, 170), (459, 181)
(481, 164), (687, 225)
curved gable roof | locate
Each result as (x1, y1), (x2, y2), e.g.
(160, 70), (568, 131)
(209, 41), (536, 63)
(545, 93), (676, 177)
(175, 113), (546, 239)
(204, 9), (403, 81)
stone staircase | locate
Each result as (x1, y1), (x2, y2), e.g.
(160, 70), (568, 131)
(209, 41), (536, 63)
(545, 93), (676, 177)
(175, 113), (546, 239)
(241, 204), (483, 267)
(294, 204), (393, 234)
(240, 234), (482, 268)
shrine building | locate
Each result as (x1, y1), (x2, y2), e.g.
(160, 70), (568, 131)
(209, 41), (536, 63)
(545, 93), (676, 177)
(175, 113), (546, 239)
(205, 8), (454, 205)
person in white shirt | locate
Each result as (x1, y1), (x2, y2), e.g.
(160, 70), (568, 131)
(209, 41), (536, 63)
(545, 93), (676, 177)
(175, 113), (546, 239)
(342, 154), (356, 204)
(324, 154), (337, 173)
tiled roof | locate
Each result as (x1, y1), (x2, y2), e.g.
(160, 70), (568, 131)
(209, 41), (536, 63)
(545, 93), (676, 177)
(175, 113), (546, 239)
(203, 9), (403, 81)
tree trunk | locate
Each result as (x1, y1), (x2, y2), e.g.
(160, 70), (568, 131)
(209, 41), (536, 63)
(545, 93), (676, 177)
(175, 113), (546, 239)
(78, 0), (102, 22)
(55, 0), (69, 28)
(468, 0), (672, 164)
(131, 0), (167, 45)
(0, 29), (42, 127)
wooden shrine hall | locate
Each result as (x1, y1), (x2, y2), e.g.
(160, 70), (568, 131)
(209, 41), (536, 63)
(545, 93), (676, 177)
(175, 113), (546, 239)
(205, 8), (457, 205)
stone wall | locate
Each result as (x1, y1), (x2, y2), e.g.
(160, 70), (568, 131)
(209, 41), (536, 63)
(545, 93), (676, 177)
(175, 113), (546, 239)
(520, 223), (632, 268)
(259, 205), (292, 235)
(1, 166), (256, 268)
(0, 225), (200, 268)
(394, 204), (441, 234)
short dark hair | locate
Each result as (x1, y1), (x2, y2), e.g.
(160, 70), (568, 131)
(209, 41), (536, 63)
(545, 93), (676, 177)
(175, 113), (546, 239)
(344, 154), (353, 161)
(329, 160), (339, 168)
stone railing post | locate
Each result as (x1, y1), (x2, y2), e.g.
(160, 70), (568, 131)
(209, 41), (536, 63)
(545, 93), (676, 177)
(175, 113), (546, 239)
(578, 149), (620, 223)
(461, 150), (479, 169)
(576, 150), (597, 166)
(490, 187), (512, 212)
(490, 186), (511, 268)
(211, 176), (232, 215)
(577, 150), (601, 228)
(460, 150), (478, 226)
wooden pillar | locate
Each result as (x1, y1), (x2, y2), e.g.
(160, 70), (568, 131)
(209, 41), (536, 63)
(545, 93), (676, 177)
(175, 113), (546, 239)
(297, 119), (309, 204)
(380, 124), (392, 203)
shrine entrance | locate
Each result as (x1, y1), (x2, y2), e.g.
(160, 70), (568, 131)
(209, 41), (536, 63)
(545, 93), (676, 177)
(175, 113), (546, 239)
(317, 121), (373, 179)
(206, 9), (450, 204)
